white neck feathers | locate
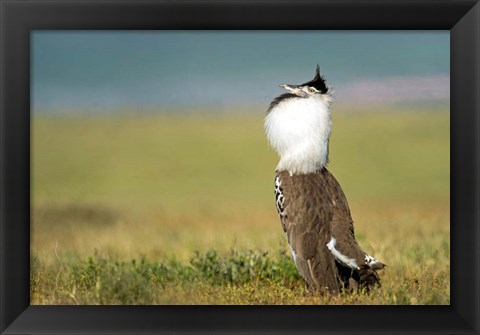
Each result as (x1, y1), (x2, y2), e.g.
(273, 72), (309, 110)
(264, 94), (332, 175)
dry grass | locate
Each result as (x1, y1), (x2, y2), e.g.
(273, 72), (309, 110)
(31, 107), (450, 304)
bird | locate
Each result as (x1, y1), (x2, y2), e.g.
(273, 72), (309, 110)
(264, 65), (384, 295)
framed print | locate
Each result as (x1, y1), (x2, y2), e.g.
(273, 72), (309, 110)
(1, 0), (479, 334)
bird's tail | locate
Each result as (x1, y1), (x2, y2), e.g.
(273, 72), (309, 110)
(336, 262), (384, 293)
(358, 264), (382, 290)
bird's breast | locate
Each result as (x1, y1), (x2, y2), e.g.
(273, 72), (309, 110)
(265, 96), (332, 174)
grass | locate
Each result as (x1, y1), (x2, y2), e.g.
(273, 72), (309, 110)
(31, 106), (450, 304)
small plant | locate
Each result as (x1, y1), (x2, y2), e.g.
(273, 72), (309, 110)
(189, 249), (301, 285)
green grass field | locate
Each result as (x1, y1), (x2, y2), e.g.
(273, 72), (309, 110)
(31, 106), (450, 304)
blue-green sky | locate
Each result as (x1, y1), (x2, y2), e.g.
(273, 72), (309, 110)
(32, 31), (449, 113)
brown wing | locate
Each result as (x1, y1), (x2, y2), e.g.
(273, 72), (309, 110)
(322, 169), (366, 266)
(321, 169), (384, 289)
(321, 168), (356, 238)
(276, 171), (340, 294)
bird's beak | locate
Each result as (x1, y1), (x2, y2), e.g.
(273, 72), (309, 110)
(280, 84), (303, 95)
(281, 84), (300, 92)
(280, 84), (295, 90)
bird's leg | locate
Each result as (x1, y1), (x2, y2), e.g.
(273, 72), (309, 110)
(335, 271), (345, 290)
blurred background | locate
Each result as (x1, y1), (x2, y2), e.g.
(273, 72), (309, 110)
(32, 31), (449, 112)
(31, 31), (450, 304)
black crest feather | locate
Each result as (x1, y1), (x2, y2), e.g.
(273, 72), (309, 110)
(302, 64), (328, 94)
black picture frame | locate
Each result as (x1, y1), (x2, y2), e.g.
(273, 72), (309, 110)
(1, 0), (479, 334)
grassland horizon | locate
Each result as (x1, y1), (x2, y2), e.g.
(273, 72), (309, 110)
(31, 106), (450, 305)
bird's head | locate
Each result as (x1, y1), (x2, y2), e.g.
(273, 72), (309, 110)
(279, 65), (329, 98)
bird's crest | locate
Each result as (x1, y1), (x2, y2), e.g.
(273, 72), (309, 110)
(301, 64), (328, 94)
